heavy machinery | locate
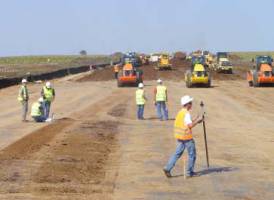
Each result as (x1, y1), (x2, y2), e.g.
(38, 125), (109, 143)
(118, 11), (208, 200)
(121, 52), (142, 68)
(210, 52), (233, 73)
(156, 53), (172, 70)
(117, 63), (143, 87)
(247, 56), (274, 87)
(139, 54), (150, 65)
(185, 56), (211, 88)
(202, 51), (214, 66)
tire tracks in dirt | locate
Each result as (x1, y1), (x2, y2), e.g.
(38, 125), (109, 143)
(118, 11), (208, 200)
(0, 88), (131, 199)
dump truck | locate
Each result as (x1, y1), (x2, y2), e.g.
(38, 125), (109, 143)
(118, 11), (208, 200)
(247, 56), (274, 87)
(185, 56), (211, 88)
(117, 63), (143, 87)
(156, 53), (172, 70)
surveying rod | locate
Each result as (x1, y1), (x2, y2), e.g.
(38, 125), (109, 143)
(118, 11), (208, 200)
(200, 101), (209, 168)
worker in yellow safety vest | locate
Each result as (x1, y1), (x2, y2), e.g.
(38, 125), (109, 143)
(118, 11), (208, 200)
(135, 83), (147, 120)
(163, 95), (203, 178)
(31, 97), (46, 122)
(113, 64), (120, 79)
(41, 81), (55, 119)
(17, 79), (29, 122)
(154, 79), (168, 120)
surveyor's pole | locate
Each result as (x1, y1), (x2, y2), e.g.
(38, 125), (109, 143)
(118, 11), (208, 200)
(200, 101), (209, 168)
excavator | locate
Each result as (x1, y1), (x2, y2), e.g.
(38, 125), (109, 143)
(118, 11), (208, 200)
(247, 55), (274, 87)
(185, 56), (211, 88)
(117, 63), (143, 87)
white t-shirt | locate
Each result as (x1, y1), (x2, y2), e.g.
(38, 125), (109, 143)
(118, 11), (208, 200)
(184, 112), (192, 126)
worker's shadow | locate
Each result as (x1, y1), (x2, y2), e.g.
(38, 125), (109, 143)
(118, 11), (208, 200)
(196, 166), (237, 176)
(171, 167), (237, 178)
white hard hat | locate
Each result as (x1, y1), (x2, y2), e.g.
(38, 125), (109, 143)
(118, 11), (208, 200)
(138, 83), (144, 88)
(22, 79), (27, 83)
(38, 97), (44, 102)
(181, 95), (194, 106)
(46, 81), (51, 88)
(157, 79), (162, 83)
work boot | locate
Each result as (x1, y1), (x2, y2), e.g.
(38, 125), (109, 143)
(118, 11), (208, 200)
(163, 169), (172, 178)
(186, 172), (198, 178)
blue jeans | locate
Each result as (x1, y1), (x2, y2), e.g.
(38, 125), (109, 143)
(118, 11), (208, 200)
(156, 101), (168, 120)
(137, 105), (144, 119)
(33, 115), (46, 122)
(44, 101), (51, 119)
(165, 139), (196, 176)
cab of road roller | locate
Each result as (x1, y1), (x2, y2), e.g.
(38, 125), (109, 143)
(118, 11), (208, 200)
(117, 63), (143, 87)
(185, 56), (211, 88)
(247, 56), (274, 87)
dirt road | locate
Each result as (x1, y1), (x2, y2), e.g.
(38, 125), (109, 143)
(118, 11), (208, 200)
(0, 71), (274, 199)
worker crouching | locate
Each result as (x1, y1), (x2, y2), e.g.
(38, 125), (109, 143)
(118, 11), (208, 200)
(31, 97), (46, 122)
(163, 95), (203, 178)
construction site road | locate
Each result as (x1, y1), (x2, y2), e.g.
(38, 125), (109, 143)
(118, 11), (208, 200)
(0, 73), (274, 199)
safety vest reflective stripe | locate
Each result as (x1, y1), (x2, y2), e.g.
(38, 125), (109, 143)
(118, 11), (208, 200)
(31, 102), (42, 117)
(18, 86), (28, 101)
(136, 89), (145, 105)
(156, 86), (167, 101)
(174, 109), (193, 140)
(43, 86), (54, 102)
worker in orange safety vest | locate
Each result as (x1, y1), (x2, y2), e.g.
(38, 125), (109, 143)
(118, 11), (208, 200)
(113, 64), (120, 79)
(163, 95), (203, 178)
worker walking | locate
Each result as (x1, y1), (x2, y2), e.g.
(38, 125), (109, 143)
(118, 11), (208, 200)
(136, 83), (147, 120)
(163, 95), (203, 178)
(18, 79), (29, 122)
(154, 79), (168, 120)
(41, 81), (55, 119)
(31, 97), (46, 122)
(113, 64), (120, 79)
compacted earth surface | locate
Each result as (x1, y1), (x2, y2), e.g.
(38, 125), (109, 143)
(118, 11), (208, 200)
(0, 61), (273, 199)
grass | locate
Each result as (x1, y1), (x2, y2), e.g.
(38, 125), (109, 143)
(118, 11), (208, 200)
(0, 55), (120, 78)
(230, 51), (274, 61)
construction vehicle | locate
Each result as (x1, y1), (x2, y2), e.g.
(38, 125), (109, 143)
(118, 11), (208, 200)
(211, 52), (233, 73)
(185, 56), (211, 88)
(139, 54), (150, 65)
(121, 52), (142, 68)
(247, 56), (274, 87)
(202, 51), (214, 66)
(117, 63), (143, 87)
(156, 53), (172, 70)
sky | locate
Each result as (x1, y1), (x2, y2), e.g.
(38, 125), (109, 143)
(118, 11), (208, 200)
(0, 0), (274, 56)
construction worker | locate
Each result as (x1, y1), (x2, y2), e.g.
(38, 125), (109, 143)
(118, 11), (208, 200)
(17, 79), (29, 122)
(154, 79), (168, 120)
(136, 83), (147, 120)
(41, 81), (55, 119)
(31, 97), (46, 122)
(163, 95), (203, 178)
(113, 64), (120, 79)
